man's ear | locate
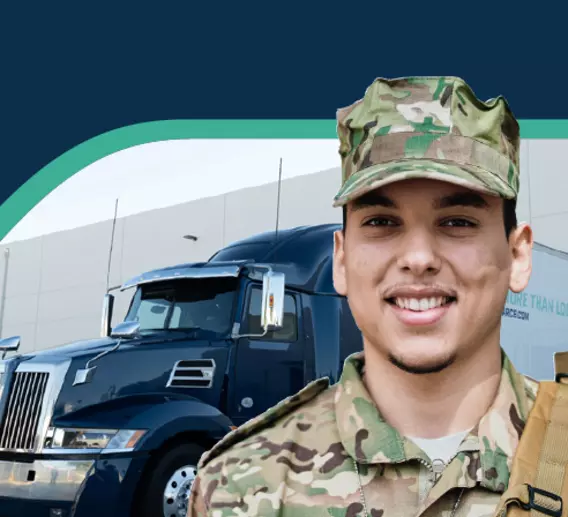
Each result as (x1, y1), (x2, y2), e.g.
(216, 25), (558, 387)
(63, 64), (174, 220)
(509, 222), (534, 293)
(333, 230), (347, 296)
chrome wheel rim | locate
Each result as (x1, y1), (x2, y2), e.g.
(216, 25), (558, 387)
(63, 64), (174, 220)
(163, 464), (197, 517)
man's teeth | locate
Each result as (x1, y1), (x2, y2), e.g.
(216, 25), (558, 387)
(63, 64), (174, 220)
(394, 297), (449, 311)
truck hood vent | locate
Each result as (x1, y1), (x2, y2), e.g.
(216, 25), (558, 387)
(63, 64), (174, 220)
(166, 359), (216, 389)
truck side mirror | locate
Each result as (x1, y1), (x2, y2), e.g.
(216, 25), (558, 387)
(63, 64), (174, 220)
(261, 271), (285, 332)
(100, 293), (115, 338)
(110, 321), (141, 339)
(0, 336), (20, 359)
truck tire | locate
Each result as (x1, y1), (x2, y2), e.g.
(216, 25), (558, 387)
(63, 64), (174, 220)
(136, 443), (206, 517)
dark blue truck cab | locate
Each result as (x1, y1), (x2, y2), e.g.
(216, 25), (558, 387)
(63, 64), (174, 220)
(0, 224), (362, 517)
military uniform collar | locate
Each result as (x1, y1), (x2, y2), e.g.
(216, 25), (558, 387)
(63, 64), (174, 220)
(335, 350), (534, 492)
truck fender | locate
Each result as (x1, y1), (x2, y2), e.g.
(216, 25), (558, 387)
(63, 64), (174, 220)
(130, 398), (235, 452)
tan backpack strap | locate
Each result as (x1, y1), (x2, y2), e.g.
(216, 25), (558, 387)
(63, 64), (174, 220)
(494, 353), (568, 517)
(493, 484), (532, 517)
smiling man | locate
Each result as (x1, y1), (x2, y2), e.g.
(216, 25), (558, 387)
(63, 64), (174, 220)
(187, 76), (536, 517)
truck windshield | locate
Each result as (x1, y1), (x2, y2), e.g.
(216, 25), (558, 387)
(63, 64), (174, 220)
(124, 276), (238, 337)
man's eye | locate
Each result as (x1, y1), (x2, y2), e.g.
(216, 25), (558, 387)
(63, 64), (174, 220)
(441, 218), (476, 228)
(364, 217), (397, 227)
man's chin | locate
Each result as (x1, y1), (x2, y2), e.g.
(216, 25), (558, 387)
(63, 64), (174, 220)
(388, 352), (456, 375)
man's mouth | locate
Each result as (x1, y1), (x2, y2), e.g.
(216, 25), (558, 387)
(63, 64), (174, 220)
(383, 287), (458, 326)
(386, 296), (457, 312)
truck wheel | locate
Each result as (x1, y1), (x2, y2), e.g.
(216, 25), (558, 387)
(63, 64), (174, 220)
(137, 443), (206, 517)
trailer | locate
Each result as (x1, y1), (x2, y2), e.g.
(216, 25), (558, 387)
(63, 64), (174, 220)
(501, 242), (568, 380)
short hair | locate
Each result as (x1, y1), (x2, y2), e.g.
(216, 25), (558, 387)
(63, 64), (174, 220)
(341, 198), (518, 238)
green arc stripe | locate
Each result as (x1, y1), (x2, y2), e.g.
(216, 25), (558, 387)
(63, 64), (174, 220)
(1, 118), (567, 242)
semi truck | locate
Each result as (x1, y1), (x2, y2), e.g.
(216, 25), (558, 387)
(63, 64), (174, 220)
(0, 224), (566, 517)
(0, 224), (363, 517)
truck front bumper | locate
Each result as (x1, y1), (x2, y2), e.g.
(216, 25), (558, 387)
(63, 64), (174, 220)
(0, 453), (149, 517)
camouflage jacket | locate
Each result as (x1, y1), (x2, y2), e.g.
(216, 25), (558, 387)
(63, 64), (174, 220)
(187, 351), (538, 517)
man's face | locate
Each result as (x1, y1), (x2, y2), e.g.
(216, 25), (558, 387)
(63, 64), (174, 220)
(333, 178), (533, 374)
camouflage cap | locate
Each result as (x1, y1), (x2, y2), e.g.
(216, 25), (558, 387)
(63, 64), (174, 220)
(333, 76), (521, 207)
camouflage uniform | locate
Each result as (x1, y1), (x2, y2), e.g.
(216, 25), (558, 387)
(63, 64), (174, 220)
(187, 76), (529, 517)
(188, 352), (537, 517)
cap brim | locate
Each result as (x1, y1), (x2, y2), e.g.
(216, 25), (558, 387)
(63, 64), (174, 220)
(333, 159), (517, 208)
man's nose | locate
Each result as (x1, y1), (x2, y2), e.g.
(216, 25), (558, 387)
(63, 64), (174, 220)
(396, 228), (442, 276)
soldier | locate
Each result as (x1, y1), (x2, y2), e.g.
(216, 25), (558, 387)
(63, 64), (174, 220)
(187, 76), (536, 517)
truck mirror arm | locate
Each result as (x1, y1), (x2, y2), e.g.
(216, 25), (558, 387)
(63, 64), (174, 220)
(230, 323), (270, 340)
(73, 338), (125, 387)
(74, 321), (141, 386)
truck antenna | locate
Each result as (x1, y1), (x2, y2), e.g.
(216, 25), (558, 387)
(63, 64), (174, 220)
(106, 198), (119, 294)
(274, 157), (283, 247)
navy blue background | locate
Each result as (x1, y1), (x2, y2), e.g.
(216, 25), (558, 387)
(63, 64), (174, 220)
(2, 3), (562, 208)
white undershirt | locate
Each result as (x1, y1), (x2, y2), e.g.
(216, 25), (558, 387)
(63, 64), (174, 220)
(407, 429), (471, 465)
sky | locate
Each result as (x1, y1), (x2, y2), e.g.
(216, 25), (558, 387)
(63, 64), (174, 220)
(1, 139), (340, 244)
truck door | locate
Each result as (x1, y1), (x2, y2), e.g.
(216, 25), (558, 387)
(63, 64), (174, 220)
(231, 283), (304, 425)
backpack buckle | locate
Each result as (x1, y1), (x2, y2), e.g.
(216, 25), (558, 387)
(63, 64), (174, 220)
(520, 485), (563, 517)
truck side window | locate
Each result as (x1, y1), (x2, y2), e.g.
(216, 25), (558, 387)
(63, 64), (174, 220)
(247, 287), (298, 341)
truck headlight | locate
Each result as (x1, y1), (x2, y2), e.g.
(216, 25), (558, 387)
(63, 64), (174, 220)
(44, 428), (146, 452)
(0, 374), (5, 399)
(0, 364), (7, 400)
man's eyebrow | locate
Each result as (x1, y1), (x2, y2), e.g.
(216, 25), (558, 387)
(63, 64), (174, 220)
(435, 192), (490, 210)
(350, 193), (398, 211)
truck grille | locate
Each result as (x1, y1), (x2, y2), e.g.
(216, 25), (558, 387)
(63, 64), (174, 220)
(167, 359), (215, 388)
(0, 371), (50, 451)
